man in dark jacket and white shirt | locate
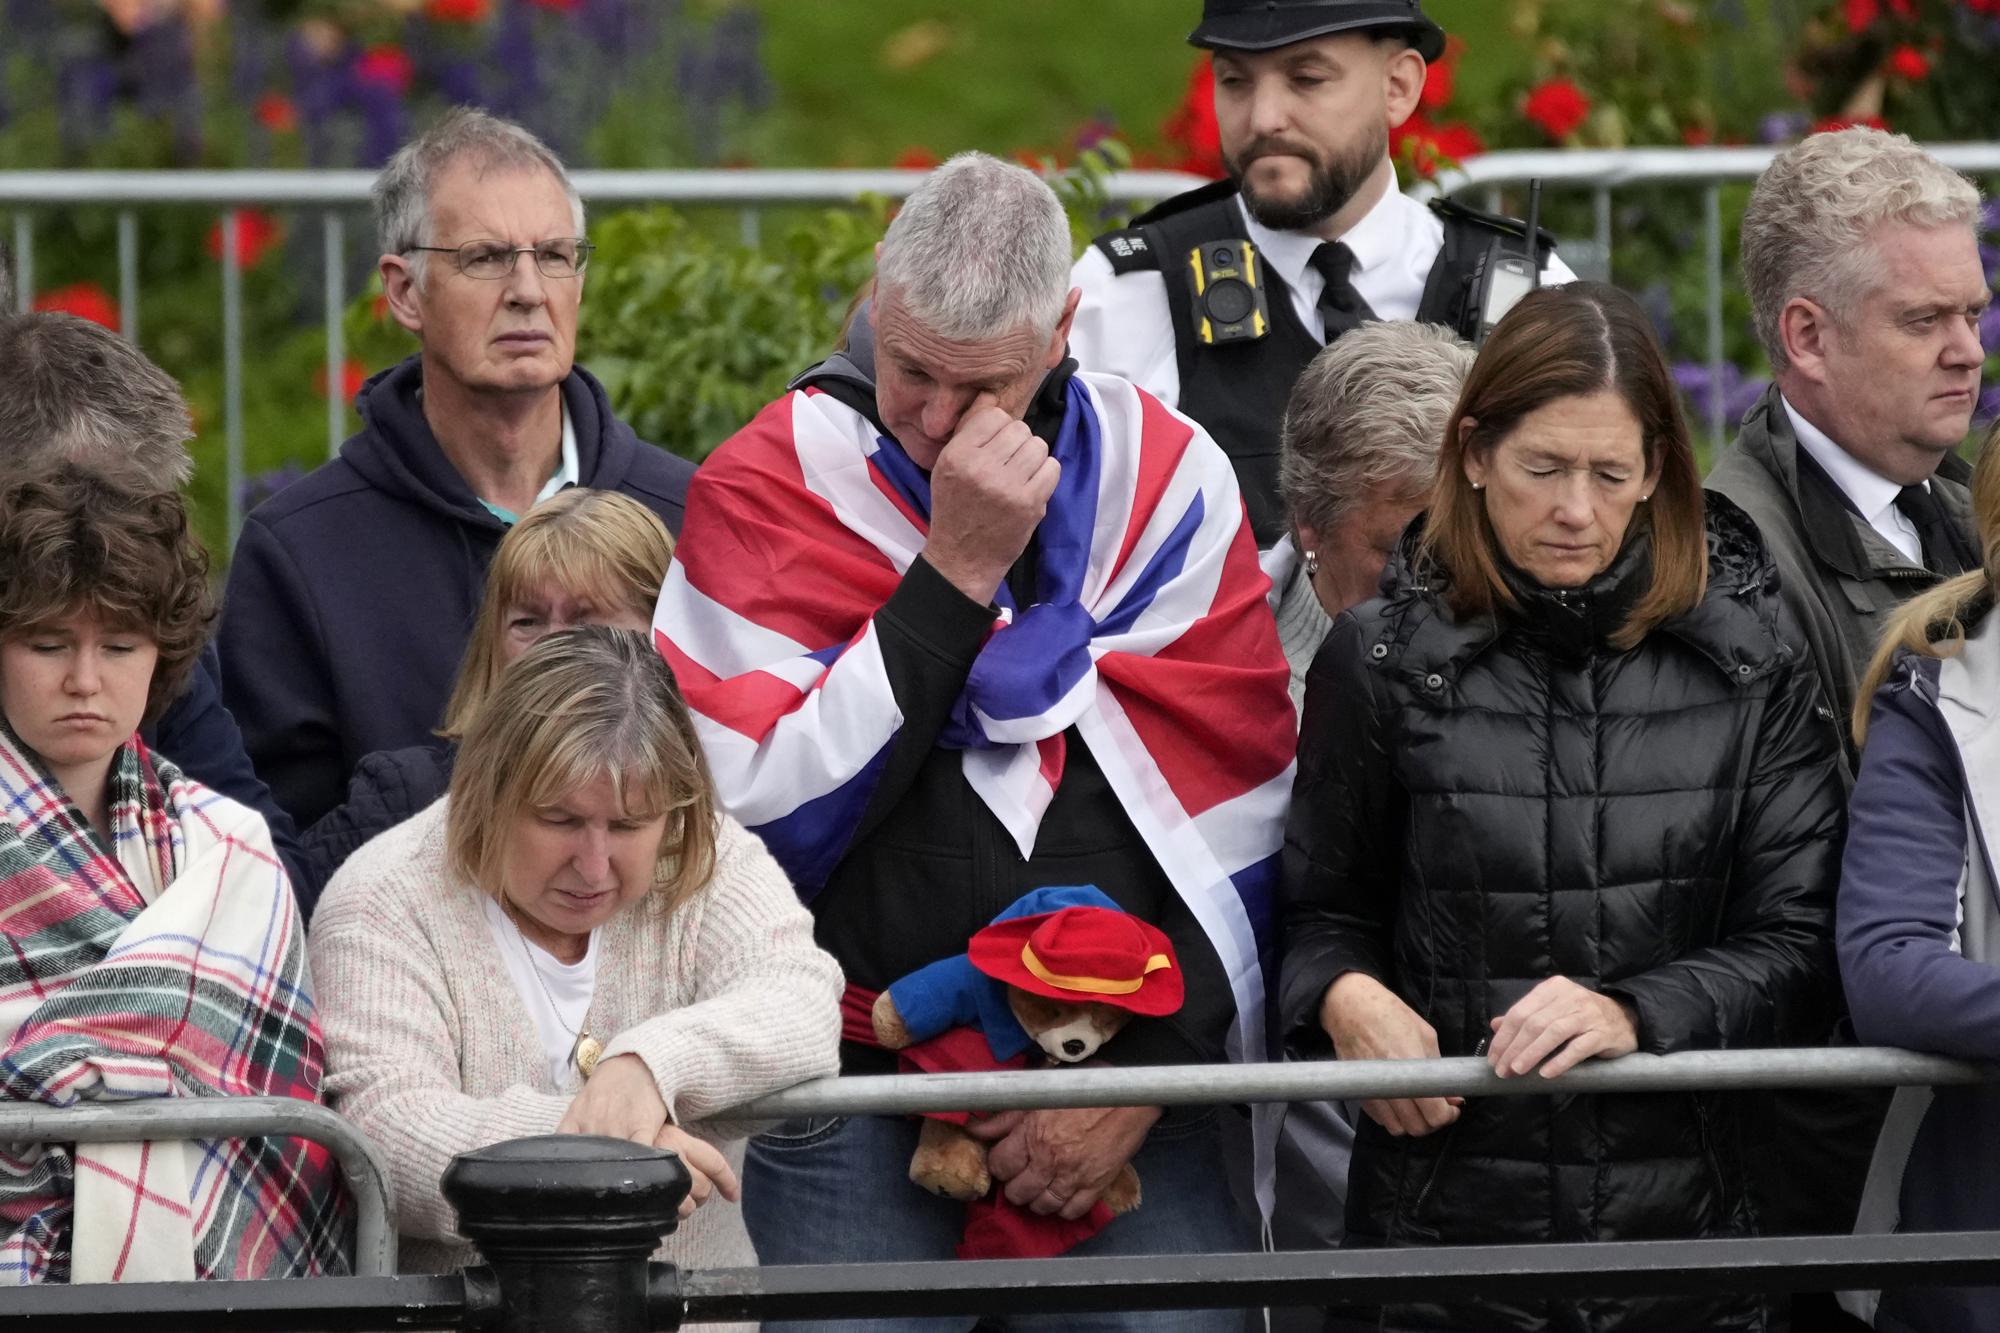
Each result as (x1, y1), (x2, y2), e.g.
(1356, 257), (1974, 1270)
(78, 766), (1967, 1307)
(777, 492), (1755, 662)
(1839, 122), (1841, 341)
(220, 108), (694, 828)
(1706, 124), (1988, 1332)
(1709, 126), (1986, 754)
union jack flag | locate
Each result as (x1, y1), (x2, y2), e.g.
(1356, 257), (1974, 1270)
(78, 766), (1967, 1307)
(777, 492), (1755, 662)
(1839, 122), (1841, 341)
(653, 370), (1296, 1059)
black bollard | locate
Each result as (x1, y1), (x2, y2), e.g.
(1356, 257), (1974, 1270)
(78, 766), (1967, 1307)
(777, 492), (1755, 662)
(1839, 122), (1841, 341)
(443, 1134), (691, 1333)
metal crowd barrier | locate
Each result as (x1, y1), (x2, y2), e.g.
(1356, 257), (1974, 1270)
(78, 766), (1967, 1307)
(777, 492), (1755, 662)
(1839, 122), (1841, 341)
(4, 1048), (1998, 1328)
(0, 167), (1205, 551)
(0, 1096), (398, 1277)
(6, 145), (1999, 549)
(1420, 144), (2000, 450)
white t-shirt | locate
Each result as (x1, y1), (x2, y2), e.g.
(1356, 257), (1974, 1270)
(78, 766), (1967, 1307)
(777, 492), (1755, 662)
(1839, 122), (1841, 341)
(482, 895), (600, 1088)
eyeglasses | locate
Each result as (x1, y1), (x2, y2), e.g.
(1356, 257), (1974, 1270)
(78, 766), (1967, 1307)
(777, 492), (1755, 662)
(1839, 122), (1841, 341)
(403, 238), (594, 280)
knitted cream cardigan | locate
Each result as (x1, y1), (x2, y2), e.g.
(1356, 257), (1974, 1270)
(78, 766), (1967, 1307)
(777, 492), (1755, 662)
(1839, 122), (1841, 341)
(309, 799), (844, 1282)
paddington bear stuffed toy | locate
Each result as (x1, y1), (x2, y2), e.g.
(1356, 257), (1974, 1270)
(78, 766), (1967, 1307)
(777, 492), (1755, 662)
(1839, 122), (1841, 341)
(863, 884), (1184, 1260)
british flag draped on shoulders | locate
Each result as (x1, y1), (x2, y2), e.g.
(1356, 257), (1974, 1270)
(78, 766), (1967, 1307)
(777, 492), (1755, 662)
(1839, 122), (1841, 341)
(653, 359), (1297, 1067)
(0, 728), (348, 1284)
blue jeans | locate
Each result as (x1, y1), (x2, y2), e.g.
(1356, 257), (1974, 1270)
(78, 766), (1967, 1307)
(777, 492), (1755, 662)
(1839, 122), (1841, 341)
(741, 1109), (1256, 1333)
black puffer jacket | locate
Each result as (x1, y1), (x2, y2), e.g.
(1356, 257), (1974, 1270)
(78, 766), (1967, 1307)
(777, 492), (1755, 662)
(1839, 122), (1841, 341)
(1279, 497), (1844, 1333)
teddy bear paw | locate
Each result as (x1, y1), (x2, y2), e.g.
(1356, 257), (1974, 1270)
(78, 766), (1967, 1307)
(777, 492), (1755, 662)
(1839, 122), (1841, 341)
(1099, 1165), (1142, 1215)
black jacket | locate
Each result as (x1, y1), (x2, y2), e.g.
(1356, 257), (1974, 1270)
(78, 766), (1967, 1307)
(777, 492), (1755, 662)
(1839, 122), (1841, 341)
(295, 743), (455, 906)
(1280, 498), (1844, 1333)
(218, 357), (695, 828)
(788, 352), (1236, 1079)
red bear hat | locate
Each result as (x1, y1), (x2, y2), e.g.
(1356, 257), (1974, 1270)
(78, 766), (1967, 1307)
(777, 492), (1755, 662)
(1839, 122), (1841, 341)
(968, 906), (1184, 1018)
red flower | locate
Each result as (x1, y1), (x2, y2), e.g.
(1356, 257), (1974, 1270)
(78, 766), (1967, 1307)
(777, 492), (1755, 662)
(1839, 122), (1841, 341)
(205, 210), (282, 268)
(893, 146), (940, 170)
(1681, 124), (1713, 146)
(425, 0), (490, 19)
(1421, 35), (1465, 111)
(314, 359), (369, 404)
(1812, 114), (1891, 134)
(1163, 55), (1224, 178)
(32, 282), (119, 331)
(1847, 0), (1915, 27)
(1391, 112), (1484, 178)
(1522, 79), (1592, 141)
(355, 44), (414, 96)
(255, 92), (296, 134)
(1886, 44), (1930, 80)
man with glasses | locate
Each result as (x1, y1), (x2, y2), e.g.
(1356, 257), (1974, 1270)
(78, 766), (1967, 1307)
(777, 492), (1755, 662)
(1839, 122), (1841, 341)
(219, 107), (695, 829)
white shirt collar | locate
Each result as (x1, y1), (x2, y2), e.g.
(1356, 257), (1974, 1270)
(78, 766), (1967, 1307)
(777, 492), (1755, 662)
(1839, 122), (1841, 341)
(1781, 395), (1907, 526)
(1781, 394), (1924, 564)
(1237, 176), (1410, 302)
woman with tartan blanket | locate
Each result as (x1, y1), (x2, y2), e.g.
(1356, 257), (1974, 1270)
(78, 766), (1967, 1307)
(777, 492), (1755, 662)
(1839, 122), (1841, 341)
(0, 465), (347, 1284)
(310, 627), (841, 1300)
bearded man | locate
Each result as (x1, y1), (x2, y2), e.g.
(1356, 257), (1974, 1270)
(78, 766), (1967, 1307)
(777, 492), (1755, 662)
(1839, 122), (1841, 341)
(1071, 0), (1573, 549)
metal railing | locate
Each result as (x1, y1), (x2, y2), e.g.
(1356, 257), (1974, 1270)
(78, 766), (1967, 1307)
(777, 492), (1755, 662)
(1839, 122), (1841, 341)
(4, 1046), (1998, 1327)
(0, 1096), (398, 1276)
(5, 145), (2000, 545)
(1421, 143), (2000, 450)
(0, 167), (1206, 551)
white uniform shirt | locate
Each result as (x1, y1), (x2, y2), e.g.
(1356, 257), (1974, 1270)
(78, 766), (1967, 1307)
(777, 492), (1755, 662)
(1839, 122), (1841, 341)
(1069, 178), (1577, 408)
(1782, 395), (1924, 567)
(483, 894), (600, 1088)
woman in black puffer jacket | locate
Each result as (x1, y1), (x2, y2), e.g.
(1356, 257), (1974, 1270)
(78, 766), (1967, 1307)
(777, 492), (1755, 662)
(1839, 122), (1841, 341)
(1280, 284), (1845, 1333)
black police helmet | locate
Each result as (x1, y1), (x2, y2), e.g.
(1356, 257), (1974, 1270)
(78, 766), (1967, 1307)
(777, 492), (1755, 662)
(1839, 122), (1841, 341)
(1189, 0), (1447, 63)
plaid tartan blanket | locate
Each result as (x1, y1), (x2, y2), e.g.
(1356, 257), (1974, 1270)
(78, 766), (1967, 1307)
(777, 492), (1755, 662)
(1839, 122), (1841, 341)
(0, 725), (348, 1283)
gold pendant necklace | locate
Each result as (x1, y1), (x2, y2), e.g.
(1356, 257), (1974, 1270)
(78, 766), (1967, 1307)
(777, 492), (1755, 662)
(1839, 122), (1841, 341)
(501, 899), (602, 1080)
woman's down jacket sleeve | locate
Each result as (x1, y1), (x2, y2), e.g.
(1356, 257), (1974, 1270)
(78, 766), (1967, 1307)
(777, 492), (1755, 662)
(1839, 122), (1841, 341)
(1277, 612), (1408, 1057)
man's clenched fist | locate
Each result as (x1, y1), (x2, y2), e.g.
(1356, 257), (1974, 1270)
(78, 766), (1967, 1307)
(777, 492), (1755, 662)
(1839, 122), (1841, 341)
(922, 394), (1061, 606)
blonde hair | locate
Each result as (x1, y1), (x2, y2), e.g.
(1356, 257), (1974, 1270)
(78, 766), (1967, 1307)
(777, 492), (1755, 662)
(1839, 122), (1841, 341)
(1421, 283), (1706, 651)
(446, 625), (717, 914)
(441, 488), (673, 739)
(1853, 425), (2000, 747)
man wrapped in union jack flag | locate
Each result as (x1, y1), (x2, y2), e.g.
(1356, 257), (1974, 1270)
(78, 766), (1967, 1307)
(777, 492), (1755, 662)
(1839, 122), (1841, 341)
(652, 152), (1297, 1325)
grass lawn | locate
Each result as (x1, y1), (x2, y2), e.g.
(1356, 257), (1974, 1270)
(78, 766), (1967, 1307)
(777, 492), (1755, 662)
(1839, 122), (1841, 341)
(743, 0), (1524, 167)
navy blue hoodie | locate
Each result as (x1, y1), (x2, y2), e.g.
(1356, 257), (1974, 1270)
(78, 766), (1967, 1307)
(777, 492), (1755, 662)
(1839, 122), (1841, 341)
(218, 356), (694, 829)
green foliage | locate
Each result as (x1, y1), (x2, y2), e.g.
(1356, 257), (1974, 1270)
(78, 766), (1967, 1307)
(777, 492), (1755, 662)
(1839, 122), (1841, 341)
(579, 201), (885, 459)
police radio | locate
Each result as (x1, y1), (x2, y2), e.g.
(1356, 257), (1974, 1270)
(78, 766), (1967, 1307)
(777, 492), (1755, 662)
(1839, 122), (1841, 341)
(1184, 239), (1271, 345)
(1471, 179), (1545, 345)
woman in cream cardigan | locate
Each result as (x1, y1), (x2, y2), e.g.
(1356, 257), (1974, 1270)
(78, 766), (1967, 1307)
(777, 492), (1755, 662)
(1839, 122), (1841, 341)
(310, 626), (843, 1281)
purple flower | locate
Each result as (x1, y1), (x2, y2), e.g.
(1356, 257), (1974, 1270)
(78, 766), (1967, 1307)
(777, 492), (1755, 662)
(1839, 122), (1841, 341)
(1758, 111), (1808, 145)
(1982, 303), (2000, 357)
(1978, 386), (2000, 428)
(1673, 361), (1769, 431)
(241, 463), (307, 513)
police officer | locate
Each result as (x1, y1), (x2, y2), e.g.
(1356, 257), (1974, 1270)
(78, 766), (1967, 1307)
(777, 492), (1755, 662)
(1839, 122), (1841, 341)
(1072, 0), (1573, 549)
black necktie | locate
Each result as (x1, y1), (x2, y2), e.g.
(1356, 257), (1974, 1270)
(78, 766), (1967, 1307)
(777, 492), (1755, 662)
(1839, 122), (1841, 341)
(1894, 482), (1974, 576)
(1307, 241), (1376, 344)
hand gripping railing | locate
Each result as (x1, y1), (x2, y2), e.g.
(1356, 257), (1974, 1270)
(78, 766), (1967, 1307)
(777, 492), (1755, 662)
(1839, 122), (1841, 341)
(3, 1049), (1999, 1328)
(0, 1096), (398, 1277)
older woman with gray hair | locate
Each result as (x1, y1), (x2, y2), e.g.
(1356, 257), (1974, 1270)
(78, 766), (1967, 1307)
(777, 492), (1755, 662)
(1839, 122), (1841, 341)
(309, 627), (843, 1306)
(1273, 321), (1476, 707)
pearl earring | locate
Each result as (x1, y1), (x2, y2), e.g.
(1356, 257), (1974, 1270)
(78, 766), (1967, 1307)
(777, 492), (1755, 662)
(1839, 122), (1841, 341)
(1471, 481), (1484, 491)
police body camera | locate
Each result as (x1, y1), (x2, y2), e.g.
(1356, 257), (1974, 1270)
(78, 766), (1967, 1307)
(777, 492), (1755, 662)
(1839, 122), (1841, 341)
(1471, 180), (1545, 345)
(1185, 240), (1271, 345)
